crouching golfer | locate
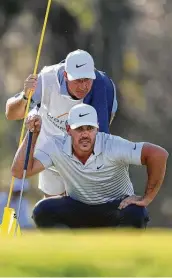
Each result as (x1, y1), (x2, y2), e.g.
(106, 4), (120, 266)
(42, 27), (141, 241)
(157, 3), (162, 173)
(11, 104), (168, 229)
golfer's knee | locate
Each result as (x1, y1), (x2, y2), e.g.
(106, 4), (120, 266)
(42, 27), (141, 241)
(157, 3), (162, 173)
(121, 205), (149, 228)
(132, 206), (148, 227)
(32, 197), (67, 228)
(32, 199), (50, 228)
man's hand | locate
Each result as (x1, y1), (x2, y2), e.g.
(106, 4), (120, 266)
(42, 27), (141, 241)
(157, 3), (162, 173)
(24, 74), (38, 98)
(118, 195), (150, 209)
(5, 74), (39, 120)
(25, 114), (42, 133)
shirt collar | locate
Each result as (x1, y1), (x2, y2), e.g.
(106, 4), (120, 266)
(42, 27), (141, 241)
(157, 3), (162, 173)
(94, 133), (103, 156)
(62, 133), (103, 157)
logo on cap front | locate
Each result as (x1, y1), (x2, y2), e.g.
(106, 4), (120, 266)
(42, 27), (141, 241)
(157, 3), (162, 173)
(76, 63), (87, 68)
(79, 113), (90, 117)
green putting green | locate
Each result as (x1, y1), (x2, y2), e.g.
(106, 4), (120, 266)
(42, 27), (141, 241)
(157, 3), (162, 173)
(0, 229), (171, 276)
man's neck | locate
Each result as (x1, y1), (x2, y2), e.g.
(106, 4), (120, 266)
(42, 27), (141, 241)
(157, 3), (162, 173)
(73, 148), (93, 164)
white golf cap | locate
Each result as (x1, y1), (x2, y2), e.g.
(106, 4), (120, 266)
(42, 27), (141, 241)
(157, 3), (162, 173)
(68, 103), (99, 129)
(65, 49), (96, 81)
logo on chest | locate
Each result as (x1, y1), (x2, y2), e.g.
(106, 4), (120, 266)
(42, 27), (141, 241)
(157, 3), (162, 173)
(97, 164), (104, 170)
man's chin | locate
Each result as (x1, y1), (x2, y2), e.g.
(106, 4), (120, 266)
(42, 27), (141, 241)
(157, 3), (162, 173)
(80, 145), (91, 152)
(75, 92), (89, 99)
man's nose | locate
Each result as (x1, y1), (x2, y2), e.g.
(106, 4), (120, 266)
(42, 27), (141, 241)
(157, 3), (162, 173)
(81, 130), (89, 137)
(79, 81), (87, 90)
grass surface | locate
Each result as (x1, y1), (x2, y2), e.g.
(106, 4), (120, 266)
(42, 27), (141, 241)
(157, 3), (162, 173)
(0, 229), (172, 277)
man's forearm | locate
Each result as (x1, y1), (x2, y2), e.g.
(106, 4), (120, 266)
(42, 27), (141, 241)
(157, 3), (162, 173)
(143, 150), (168, 203)
(11, 131), (39, 178)
(6, 92), (27, 120)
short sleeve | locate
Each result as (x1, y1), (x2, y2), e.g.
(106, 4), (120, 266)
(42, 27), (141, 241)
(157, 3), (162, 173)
(34, 138), (53, 169)
(108, 136), (144, 165)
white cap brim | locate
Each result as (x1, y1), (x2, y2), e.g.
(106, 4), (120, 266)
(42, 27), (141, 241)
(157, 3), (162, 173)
(70, 121), (99, 129)
(67, 71), (96, 81)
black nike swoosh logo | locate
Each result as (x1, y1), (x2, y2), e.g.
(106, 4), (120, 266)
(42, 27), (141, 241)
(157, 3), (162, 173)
(79, 113), (90, 117)
(97, 165), (103, 170)
(76, 63), (87, 68)
(133, 144), (136, 150)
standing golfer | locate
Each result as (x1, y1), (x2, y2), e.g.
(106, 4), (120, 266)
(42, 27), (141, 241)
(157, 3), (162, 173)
(6, 49), (117, 197)
(12, 104), (168, 229)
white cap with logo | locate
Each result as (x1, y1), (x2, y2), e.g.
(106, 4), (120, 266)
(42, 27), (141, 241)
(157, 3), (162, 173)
(65, 49), (96, 81)
(68, 104), (99, 129)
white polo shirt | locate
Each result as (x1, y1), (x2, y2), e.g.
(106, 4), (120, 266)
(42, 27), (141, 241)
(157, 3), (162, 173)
(34, 132), (144, 205)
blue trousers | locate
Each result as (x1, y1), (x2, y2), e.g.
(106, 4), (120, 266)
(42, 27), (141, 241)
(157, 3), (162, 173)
(32, 196), (149, 229)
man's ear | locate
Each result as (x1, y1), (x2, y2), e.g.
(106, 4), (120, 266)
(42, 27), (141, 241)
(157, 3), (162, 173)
(64, 71), (67, 80)
(66, 124), (71, 135)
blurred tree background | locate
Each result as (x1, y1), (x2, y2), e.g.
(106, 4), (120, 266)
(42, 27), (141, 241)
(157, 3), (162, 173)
(0, 0), (172, 227)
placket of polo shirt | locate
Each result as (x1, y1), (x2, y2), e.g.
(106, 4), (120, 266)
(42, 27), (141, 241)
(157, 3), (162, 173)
(84, 154), (96, 168)
(71, 153), (96, 169)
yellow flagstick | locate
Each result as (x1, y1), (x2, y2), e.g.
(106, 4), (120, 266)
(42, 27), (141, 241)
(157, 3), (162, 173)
(0, 0), (52, 236)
